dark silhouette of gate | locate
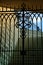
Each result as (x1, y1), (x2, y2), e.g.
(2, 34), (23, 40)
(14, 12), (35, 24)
(0, 4), (43, 65)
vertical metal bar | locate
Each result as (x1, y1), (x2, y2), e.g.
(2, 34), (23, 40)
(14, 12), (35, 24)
(13, 17), (15, 65)
(0, 18), (1, 53)
(40, 17), (42, 49)
(2, 15), (7, 65)
(5, 8), (8, 65)
(36, 17), (38, 49)
(28, 14), (29, 65)
(17, 15), (19, 64)
(28, 16), (29, 50)
(5, 19), (7, 65)
(16, 15), (20, 51)
(1, 18), (3, 51)
(0, 16), (1, 53)
(4, 7), (7, 65)
(9, 17), (11, 60)
(40, 16), (42, 63)
(1, 17), (3, 65)
(32, 16), (33, 49)
(22, 7), (25, 65)
(31, 6), (33, 50)
(5, 19), (7, 45)
(13, 16), (16, 65)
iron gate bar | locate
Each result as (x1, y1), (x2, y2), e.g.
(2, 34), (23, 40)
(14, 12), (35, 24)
(36, 17), (38, 49)
(4, 18), (7, 65)
(40, 17), (42, 49)
(13, 16), (16, 65)
(31, 17), (32, 49)
(17, 15), (20, 64)
(22, 7), (25, 65)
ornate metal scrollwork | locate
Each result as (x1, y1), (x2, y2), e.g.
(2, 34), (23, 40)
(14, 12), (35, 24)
(15, 2), (32, 39)
(16, 11), (32, 38)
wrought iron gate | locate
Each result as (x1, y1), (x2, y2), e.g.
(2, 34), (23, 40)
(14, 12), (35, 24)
(0, 5), (43, 65)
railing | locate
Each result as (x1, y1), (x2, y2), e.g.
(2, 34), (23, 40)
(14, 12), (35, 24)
(0, 6), (43, 65)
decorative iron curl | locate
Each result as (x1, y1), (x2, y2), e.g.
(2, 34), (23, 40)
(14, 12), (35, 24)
(16, 13), (32, 38)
